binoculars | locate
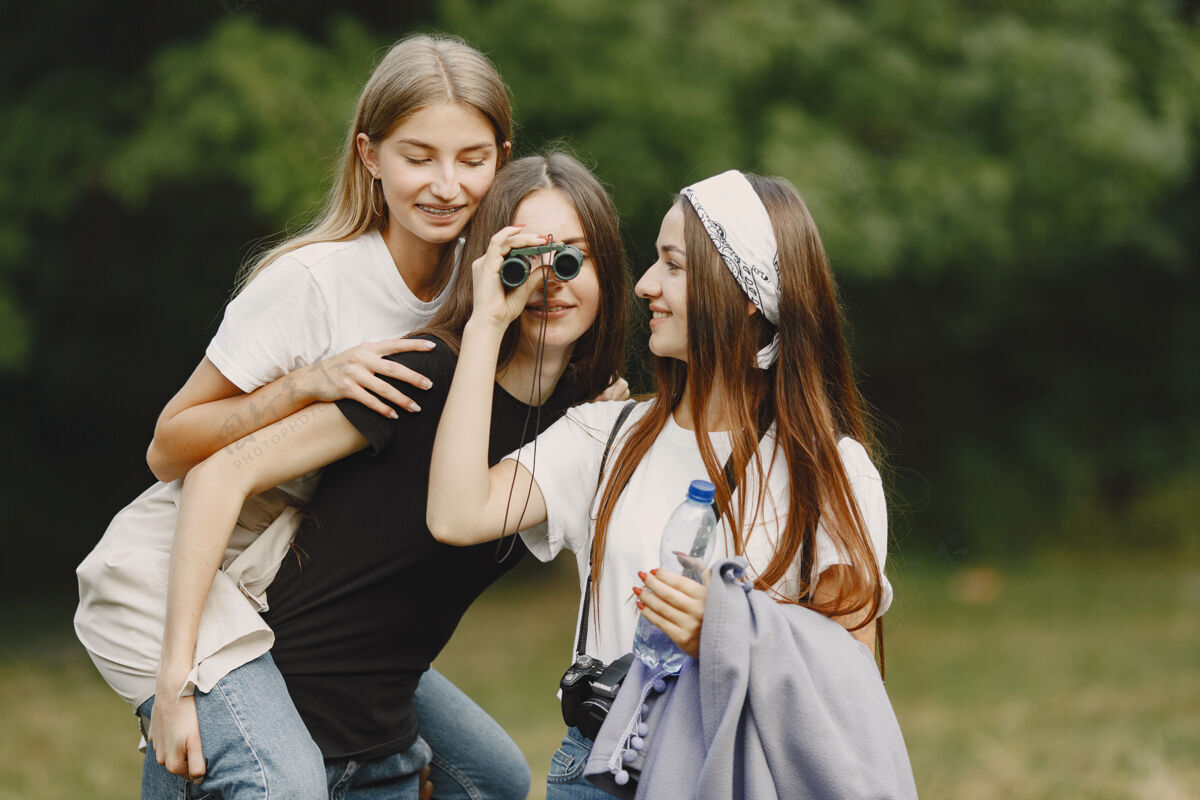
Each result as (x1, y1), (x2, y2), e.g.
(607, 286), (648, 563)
(500, 243), (584, 288)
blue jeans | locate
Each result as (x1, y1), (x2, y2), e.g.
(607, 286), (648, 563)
(325, 739), (432, 800)
(414, 669), (531, 800)
(140, 653), (326, 800)
(544, 727), (612, 800)
(140, 656), (523, 800)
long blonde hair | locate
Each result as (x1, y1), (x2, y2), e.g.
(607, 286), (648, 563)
(235, 33), (512, 292)
(594, 176), (883, 627)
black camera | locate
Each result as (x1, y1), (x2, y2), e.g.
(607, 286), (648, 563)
(559, 652), (634, 740)
(500, 242), (584, 288)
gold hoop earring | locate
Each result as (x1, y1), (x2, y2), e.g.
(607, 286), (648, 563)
(370, 177), (384, 217)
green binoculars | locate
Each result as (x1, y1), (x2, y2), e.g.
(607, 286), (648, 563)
(500, 243), (584, 288)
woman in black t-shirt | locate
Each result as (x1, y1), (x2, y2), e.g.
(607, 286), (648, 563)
(146, 152), (627, 799)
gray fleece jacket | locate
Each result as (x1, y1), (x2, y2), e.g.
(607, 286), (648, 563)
(584, 558), (918, 799)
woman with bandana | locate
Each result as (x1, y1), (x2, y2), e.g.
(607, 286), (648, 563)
(427, 170), (903, 799)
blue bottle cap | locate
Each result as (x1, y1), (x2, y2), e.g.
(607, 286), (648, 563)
(687, 480), (716, 503)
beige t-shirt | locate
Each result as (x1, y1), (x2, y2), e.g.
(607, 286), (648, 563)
(75, 232), (459, 711)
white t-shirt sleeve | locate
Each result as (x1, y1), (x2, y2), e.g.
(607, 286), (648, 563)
(811, 438), (893, 616)
(205, 257), (333, 392)
(504, 402), (632, 562)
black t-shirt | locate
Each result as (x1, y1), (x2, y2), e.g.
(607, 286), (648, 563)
(263, 335), (577, 759)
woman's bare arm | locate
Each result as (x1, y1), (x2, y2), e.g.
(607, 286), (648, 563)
(426, 318), (548, 545)
(147, 338), (435, 482)
(150, 401), (367, 777)
(426, 227), (554, 545)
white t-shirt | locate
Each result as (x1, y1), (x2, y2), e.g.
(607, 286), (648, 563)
(207, 230), (457, 391)
(76, 231), (459, 711)
(508, 400), (893, 666)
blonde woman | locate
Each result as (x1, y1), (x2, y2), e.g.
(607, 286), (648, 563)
(76, 34), (537, 800)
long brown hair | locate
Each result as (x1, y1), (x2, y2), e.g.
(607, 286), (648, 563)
(236, 33), (513, 292)
(422, 152), (627, 399)
(593, 174), (883, 627)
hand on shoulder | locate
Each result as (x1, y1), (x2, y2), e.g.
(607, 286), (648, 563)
(302, 336), (440, 417)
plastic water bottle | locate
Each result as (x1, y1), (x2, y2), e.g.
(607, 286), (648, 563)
(633, 480), (718, 673)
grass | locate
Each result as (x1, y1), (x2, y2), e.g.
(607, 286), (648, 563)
(2, 554), (1197, 799)
(882, 554), (1200, 800)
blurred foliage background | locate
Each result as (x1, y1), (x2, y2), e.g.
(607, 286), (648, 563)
(4, 0), (1198, 594)
(2, 0), (1199, 796)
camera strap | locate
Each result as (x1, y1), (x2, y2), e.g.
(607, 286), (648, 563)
(574, 399), (775, 658)
(576, 401), (637, 657)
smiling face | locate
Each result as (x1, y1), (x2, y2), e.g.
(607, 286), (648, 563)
(635, 203), (690, 362)
(511, 188), (601, 356)
(358, 102), (501, 255)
